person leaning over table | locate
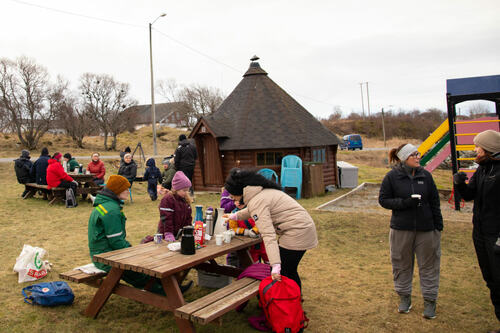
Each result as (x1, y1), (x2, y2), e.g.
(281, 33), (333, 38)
(87, 152), (105, 185)
(223, 168), (318, 291)
(46, 152), (78, 195)
(87, 175), (164, 294)
(378, 143), (443, 320)
(453, 130), (500, 333)
(118, 153), (137, 184)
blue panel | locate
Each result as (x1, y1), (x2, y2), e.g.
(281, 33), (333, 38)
(447, 74), (500, 96)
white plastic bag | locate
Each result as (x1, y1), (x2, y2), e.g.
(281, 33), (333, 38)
(13, 244), (49, 283)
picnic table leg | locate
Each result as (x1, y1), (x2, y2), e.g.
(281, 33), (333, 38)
(23, 187), (35, 199)
(84, 267), (123, 318)
(160, 275), (195, 333)
(236, 248), (254, 268)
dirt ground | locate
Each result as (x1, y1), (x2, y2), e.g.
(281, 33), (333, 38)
(318, 183), (473, 223)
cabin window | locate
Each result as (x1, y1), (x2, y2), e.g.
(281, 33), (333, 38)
(257, 152), (283, 166)
(312, 148), (326, 163)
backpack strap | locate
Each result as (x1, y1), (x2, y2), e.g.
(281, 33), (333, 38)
(22, 286), (34, 305)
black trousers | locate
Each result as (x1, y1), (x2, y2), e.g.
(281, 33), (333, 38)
(473, 227), (500, 321)
(279, 247), (306, 290)
(59, 180), (77, 193)
(178, 167), (194, 194)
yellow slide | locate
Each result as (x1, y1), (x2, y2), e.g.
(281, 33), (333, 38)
(418, 119), (449, 156)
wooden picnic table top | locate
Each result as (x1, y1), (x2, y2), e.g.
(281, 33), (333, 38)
(70, 173), (96, 181)
(94, 236), (262, 279)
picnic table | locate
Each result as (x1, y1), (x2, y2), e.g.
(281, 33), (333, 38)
(23, 173), (100, 204)
(71, 236), (263, 332)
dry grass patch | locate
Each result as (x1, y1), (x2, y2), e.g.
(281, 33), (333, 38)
(0, 163), (497, 332)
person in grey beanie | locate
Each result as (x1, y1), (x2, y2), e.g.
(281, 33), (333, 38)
(379, 143), (443, 319)
(454, 130), (500, 332)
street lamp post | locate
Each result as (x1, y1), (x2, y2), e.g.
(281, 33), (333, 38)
(149, 13), (166, 156)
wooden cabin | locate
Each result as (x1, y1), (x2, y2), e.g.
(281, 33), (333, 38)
(190, 57), (342, 192)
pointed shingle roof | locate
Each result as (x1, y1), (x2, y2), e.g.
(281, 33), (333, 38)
(202, 59), (341, 151)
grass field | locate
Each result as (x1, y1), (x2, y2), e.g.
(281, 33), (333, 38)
(0, 132), (497, 332)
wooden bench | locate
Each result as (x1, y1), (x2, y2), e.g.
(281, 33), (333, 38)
(60, 269), (107, 286)
(175, 277), (260, 325)
(23, 183), (66, 205)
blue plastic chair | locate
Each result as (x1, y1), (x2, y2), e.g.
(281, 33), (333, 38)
(280, 155), (302, 199)
(258, 168), (279, 184)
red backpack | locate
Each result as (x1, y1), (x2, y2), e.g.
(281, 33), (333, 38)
(258, 276), (309, 333)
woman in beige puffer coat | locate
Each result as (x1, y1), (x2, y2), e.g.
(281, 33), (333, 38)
(224, 168), (318, 289)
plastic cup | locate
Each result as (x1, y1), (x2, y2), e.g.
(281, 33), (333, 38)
(223, 231), (231, 244)
(215, 234), (223, 246)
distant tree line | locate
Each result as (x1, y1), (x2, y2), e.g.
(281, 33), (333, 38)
(0, 56), (225, 150)
(321, 108), (448, 140)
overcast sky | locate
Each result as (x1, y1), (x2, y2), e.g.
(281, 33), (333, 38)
(2, 0), (499, 118)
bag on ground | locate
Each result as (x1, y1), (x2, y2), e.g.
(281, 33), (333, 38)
(13, 244), (49, 283)
(259, 276), (309, 333)
(22, 281), (74, 306)
(65, 188), (77, 208)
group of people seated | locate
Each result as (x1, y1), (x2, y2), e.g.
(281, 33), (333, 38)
(14, 148), (106, 199)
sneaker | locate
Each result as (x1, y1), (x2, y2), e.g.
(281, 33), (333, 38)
(398, 294), (412, 313)
(423, 299), (436, 319)
(89, 194), (96, 204)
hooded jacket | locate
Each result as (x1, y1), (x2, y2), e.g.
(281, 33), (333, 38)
(67, 158), (80, 172)
(46, 158), (74, 189)
(88, 188), (130, 271)
(157, 192), (192, 237)
(161, 163), (176, 190)
(379, 164), (443, 232)
(144, 158), (162, 186)
(174, 139), (198, 170)
(234, 186), (318, 265)
(456, 156), (500, 235)
(14, 151), (33, 184)
(118, 160), (137, 182)
(87, 159), (106, 180)
(33, 153), (50, 185)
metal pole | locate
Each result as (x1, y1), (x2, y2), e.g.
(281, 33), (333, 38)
(365, 82), (370, 117)
(446, 93), (460, 210)
(149, 22), (158, 156)
(381, 107), (386, 147)
(359, 83), (365, 117)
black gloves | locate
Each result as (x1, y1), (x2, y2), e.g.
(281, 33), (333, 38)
(453, 172), (467, 185)
(403, 197), (420, 208)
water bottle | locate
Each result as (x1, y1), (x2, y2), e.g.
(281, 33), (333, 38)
(78, 164), (83, 174)
(205, 210), (214, 236)
(195, 205), (203, 222)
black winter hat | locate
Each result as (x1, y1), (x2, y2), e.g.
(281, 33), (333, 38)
(124, 146), (131, 153)
(21, 150), (30, 159)
(179, 134), (187, 142)
(41, 147), (49, 156)
(63, 153), (72, 159)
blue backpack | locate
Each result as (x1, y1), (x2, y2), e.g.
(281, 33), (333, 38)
(22, 281), (74, 306)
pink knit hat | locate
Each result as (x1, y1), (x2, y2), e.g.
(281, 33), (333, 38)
(172, 171), (192, 191)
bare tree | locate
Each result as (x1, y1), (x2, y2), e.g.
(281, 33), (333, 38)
(157, 79), (225, 129)
(0, 57), (62, 149)
(80, 73), (137, 150)
(468, 103), (491, 117)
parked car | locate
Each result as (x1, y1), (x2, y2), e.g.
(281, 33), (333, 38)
(342, 134), (363, 150)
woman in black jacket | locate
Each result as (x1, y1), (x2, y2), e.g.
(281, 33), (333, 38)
(379, 143), (443, 319)
(454, 130), (500, 332)
(118, 153), (137, 184)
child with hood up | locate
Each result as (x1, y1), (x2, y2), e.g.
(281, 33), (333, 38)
(143, 158), (162, 201)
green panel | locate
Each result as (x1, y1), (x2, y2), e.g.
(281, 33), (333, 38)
(420, 132), (450, 166)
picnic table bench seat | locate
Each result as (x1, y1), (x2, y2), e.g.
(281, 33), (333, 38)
(60, 268), (107, 284)
(175, 277), (260, 325)
(23, 183), (66, 205)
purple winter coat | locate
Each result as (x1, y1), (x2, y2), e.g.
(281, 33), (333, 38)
(220, 189), (236, 213)
(158, 192), (192, 236)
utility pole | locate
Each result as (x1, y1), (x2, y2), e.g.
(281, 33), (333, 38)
(359, 83), (365, 117)
(381, 107), (386, 148)
(149, 22), (157, 156)
(365, 82), (371, 117)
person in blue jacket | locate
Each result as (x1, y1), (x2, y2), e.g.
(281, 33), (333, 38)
(144, 158), (162, 201)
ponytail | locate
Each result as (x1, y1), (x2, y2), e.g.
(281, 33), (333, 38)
(389, 144), (407, 164)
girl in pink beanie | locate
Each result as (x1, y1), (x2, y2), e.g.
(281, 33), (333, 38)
(157, 171), (193, 242)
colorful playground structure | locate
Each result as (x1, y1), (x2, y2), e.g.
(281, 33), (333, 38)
(417, 74), (500, 210)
